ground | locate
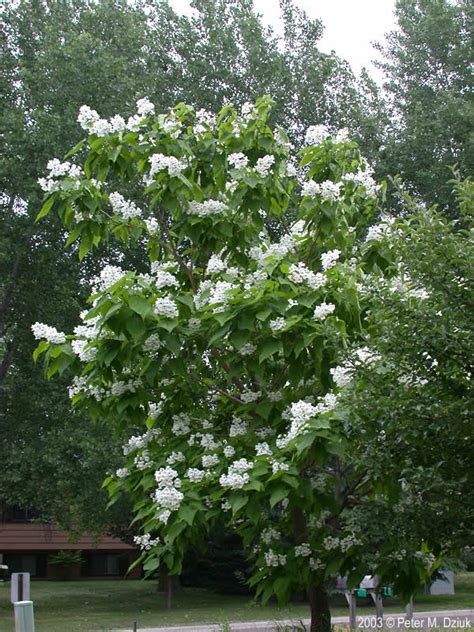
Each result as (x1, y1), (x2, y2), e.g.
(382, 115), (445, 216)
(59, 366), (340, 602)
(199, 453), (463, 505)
(0, 573), (472, 632)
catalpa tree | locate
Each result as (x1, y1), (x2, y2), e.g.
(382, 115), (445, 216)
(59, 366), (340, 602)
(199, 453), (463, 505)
(33, 96), (439, 631)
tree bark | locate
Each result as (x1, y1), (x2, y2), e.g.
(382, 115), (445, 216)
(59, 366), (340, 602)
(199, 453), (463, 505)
(308, 582), (331, 632)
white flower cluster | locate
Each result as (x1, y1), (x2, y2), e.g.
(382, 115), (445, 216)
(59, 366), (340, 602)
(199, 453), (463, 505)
(186, 468), (206, 483)
(271, 460), (289, 473)
(206, 254), (227, 274)
(261, 527), (280, 545)
(240, 390), (261, 404)
(152, 466), (183, 511)
(71, 339), (97, 362)
(264, 550), (287, 567)
(143, 334), (162, 354)
(254, 155), (275, 178)
(134, 450), (152, 471)
(255, 442), (272, 457)
(31, 322), (66, 345)
(77, 99), (152, 137)
(172, 413), (191, 435)
(309, 557), (324, 571)
(219, 458), (253, 490)
(229, 416), (249, 437)
(270, 317), (286, 333)
(228, 152), (249, 170)
(330, 365), (353, 388)
(149, 153), (187, 178)
(365, 216), (395, 241)
(343, 168), (380, 197)
(302, 180), (342, 202)
(239, 343), (256, 356)
(305, 125), (329, 146)
(38, 158), (83, 193)
(288, 263), (325, 290)
(323, 534), (357, 552)
(123, 428), (161, 455)
(321, 249), (341, 270)
(167, 451), (185, 465)
(109, 192), (142, 221)
(92, 265), (126, 292)
(193, 108), (216, 135)
(115, 468), (129, 479)
(154, 296), (179, 318)
(150, 262), (179, 290)
(294, 543), (311, 558)
(187, 199), (227, 217)
(110, 377), (142, 396)
(249, 234), (296, 267)
(313, 302), (336, 321)
(202, 454), (219, 468)
(133, 533), (160, 551)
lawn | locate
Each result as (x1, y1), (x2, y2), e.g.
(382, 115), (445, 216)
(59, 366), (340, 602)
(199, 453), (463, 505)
(0, 573), (472, 632)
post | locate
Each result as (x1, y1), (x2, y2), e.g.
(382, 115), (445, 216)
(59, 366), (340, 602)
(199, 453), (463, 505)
(371, 591), (383, 620)
(11, 573), (30, 604)
(14, 601), (35, 632)
(405, 596), (414, 621)
(345, 590), (357, 630)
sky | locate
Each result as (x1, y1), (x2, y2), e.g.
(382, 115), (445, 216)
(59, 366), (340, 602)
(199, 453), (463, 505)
(168, 0), (397, 83)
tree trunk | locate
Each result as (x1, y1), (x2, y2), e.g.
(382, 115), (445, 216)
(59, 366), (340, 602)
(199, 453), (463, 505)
(308, 582), (331, 632)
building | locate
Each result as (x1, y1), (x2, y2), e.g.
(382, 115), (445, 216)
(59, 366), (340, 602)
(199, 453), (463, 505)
(0, 506), (140, 579)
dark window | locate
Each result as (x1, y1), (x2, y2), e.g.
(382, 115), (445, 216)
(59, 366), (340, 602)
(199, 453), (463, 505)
(83, 553), (128, 577)
(4, 554), (47, 577)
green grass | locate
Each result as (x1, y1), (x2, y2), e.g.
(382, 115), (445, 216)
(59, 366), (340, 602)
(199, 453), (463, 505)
(0, 573), (472, 632)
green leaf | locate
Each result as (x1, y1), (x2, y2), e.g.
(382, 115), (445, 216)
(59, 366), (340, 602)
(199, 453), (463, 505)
(128, 295), (151, 318)
(35, 196), (55, 222)
(259, 339), (282, 363)
(270, 486), (288, 508)
(229, 493), (248, 514)
(178, 505), (197, 526)
(33, 340), (49, 363)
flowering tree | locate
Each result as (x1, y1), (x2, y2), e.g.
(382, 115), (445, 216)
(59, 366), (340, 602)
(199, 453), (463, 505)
(33, 96), (438, 631)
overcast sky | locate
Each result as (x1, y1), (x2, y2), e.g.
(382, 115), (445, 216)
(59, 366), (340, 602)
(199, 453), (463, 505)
(168, 0), (397, 82)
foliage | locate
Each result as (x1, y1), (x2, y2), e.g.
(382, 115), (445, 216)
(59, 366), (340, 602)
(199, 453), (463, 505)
(375, 0), (474, 212)
(0, 0), (381, 537)
(48, 550), (83, 567)
(32, 94), (448, 631)
(343, 175), (474, 562)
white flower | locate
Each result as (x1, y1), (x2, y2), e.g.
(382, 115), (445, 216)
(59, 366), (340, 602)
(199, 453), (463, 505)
(271, 460), (289, 473)
(313, 302), (336, 321)
(110, 115), (126, 133)
(92, 265), (126, 292)
(31, 322), (66, 345)
(305, 124), (329, 146)
(309, 557), (324, 571)
(228, 152), (249, 170)
(321, 249), (341, 270)
(145, 217), (159, 234)
(172, 413), (191, 436)
(335, 128), (350, 143)
(109, 192), (142, 220)
(154, 466), (179, 488)
(223, 445), (236, 458)
(256, 442), (272, 457)
(261, 527), (280, 544)
(239, 343), (256, 356)
(143, 334), (162, 354)
(219, 472), (249, 489)
(270, 317), (286, 333)
(133, 533), (160, 551)
(240, 390), (261, 403)
(152, 486), (183, 511)
(115, 468), (129, 479)
(229, 416), (248, 437)
(294, 543), (311, 558)
(149, 153), (186, 178)
(288, 263), (325, 290)
(330, 365), (353, 387)
(151, 262), (179, 289)
(202, 454), (219, 468)
(167, 451), (185, 465)
(71, 339), (97, 362)
(206, 254), (227, 274)
(187, 199), (227, 217)
(186, 468), (206, 483)
(264, 550), (287, 567)
(254, 155), (275, 178)
(136, 97), (155, 117)
(154, 297), (179, 318)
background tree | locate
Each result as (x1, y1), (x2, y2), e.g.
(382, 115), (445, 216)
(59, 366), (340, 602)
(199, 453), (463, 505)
(375, 0), (474, 212)
(344, 175), (474, 559)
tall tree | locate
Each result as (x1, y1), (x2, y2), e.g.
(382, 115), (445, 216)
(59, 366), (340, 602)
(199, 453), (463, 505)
(375, 0), (474, 211)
